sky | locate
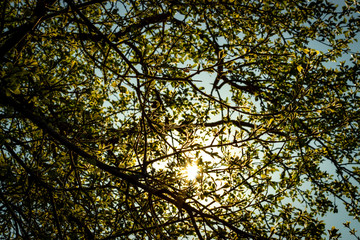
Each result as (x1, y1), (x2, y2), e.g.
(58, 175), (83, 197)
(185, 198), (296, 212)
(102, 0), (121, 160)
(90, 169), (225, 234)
(177, 1), (360, 238)
(114, 0), (360, 238)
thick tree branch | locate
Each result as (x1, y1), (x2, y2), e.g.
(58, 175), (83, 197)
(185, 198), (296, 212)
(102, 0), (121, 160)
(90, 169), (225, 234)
(0, 91), (266, 240)
(0, 89), (263, 239)
(0, 0), (56, 60)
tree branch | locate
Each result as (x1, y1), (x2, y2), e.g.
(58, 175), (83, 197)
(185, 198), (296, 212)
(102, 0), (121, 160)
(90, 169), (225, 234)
(0, 91), (266, 240)
(0, 0), (56, 60)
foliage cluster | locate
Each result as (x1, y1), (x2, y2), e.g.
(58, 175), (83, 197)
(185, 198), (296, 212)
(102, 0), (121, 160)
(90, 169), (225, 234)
(1, 0), (360, 239)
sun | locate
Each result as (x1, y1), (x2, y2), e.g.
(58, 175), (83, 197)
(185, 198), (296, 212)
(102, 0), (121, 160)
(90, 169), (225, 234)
(186, 163), (199, 181)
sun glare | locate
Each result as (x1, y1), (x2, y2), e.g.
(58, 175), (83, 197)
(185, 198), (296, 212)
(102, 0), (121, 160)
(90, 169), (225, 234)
(186, 164), (199, 181)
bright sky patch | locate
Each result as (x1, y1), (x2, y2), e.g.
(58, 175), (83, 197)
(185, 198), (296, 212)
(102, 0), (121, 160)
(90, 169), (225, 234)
(186, 164), (199, 181)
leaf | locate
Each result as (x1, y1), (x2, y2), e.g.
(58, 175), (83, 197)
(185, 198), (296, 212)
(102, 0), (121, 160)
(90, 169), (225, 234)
(303, 48), (310, 55)
(267, 118), (274, 127)
(297, 65), (303, 73)
(10, 88), (21, 95)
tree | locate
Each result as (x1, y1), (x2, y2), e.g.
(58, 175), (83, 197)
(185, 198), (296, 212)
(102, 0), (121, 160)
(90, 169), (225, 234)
(1, 0), (360, 239)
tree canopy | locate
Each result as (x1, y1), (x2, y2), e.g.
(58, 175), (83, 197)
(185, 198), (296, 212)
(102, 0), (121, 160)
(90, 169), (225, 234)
(1, 0), (360, 239)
